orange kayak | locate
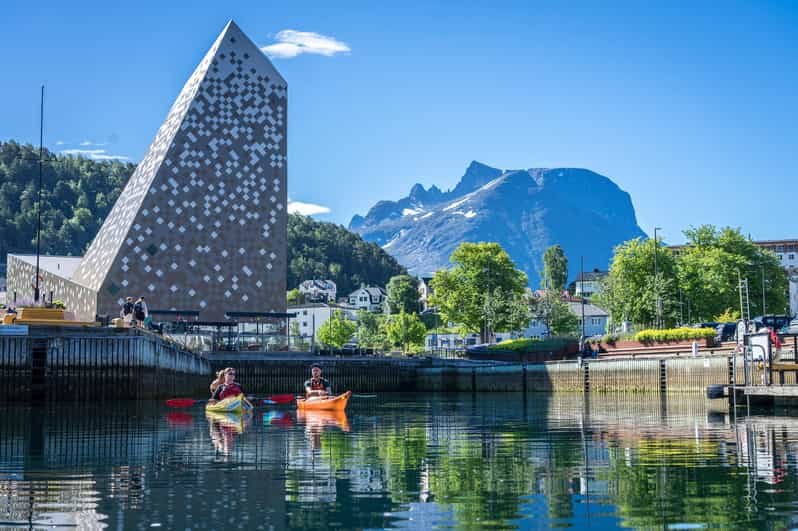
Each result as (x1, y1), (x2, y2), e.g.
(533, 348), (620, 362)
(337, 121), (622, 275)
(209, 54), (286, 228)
(296, 391), (351, 411)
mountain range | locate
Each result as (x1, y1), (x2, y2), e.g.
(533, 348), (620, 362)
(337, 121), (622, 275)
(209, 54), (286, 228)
(349, 161), (646, 286)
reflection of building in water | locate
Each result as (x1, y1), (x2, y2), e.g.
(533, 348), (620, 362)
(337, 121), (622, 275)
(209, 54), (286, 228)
(0, 478), (105, 529)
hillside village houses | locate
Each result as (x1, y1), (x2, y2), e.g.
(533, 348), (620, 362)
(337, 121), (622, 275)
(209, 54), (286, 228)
(298, 279), (337, 303)
(348, 286), (388, 312)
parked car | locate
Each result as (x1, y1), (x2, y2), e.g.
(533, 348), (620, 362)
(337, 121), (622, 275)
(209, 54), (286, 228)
(753, 315), (793, 332)
(715, 322), (737, 342)
(693, 322), (719, 330)
(785, 319), (798, 335)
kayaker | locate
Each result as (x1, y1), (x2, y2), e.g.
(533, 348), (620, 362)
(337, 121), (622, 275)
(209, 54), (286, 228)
(210, 367), (250, 406)
(304, 365), (332, 399)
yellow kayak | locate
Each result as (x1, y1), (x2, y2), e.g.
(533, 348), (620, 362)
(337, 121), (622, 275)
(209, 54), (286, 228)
(206, 394), (252, 414)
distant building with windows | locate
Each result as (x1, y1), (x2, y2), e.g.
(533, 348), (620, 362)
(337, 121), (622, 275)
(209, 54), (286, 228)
(523, 300), (609, 338)
(417, 277), (434, 312)
(571, 269), (607, 298)
(347, 286), (387, 312)
(288, 302), (358, 341)
(298, 279), (337, 303)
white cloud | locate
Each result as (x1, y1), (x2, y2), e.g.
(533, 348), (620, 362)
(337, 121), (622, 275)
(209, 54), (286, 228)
(61, 148), (129, 161)
(79, 140), (93, 146)
(261, 30), (350, 59)
(55, 140), (64, 146)
(288, 200), (330, 216)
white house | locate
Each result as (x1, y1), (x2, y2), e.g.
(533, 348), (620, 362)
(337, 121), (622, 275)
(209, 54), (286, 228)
(573, 269), (607, 298)
(298, 279), (337, 303)
(288, 303), (359, 341)
(572, 301), (609, 337)
(348, 286), (387, 312)
(417, 277), (434, 312)
(522, 300), (609, 338)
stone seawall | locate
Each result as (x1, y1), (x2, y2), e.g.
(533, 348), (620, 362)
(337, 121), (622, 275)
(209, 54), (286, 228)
(0, 327), (211, 402)
(415, 356), (738, 394)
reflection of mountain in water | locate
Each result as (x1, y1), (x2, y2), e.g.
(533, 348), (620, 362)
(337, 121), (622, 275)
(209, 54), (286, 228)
(1, 397), (798, 529)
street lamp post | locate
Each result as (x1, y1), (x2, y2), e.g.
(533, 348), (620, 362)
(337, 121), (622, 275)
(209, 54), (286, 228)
(653, 227), (662, 329)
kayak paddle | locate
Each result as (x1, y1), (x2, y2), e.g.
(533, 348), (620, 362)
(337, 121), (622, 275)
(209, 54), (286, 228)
(166, 394), (295, 408)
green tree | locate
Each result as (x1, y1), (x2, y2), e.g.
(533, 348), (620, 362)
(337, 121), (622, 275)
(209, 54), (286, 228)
(676, 225), (787, 321)
(542, 244), (568, 292)
(286, 288), (304, 305)
(533, 291), (580, 337)
(355, 309), (388, 350)
(430, 242), (528, 343)
(384, 311), (427, 353)
(385, 274), (419, 314)
(317, 310), (356, 349)
(596, 237), (679, 329)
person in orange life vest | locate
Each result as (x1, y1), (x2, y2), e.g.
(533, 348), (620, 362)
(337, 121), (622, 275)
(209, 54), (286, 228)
(304, 365), (332, 400)
(210, 368), (252, 407)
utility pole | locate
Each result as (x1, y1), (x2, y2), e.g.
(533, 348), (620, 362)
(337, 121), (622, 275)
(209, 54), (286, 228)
(34, 85), (45, 303)
(580, 256), (586, 352)
(653, 227), (662, 329)
(761, 263), (766, 315)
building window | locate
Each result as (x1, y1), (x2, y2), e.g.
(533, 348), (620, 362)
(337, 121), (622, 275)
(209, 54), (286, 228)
(790, 254), (795, 260)
(302, 310), (307, 316)
(302, 321), (307, 327)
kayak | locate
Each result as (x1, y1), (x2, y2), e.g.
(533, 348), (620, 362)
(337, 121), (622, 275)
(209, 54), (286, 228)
(206, 394), (252, 414)
(296, 390), (351, 411)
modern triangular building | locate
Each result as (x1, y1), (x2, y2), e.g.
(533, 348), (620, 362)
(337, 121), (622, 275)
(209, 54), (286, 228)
(7, 21), (287, 321)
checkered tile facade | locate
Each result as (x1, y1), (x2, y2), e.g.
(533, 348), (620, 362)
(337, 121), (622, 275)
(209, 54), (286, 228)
(21, 20), (288, 321)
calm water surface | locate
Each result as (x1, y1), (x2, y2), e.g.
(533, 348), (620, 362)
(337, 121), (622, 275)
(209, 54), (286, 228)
(2, 394), (798, 530)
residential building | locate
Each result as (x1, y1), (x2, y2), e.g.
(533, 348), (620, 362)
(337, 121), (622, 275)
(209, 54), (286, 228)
(289, 303), (358, 341)
(572, 301), (610, 337)
(298, 279), (337, 303)
(572, 269), (607, 298)
(522, 298), (609, 338)
(418, 277), (434, 311)
(347, 286), (387, 312)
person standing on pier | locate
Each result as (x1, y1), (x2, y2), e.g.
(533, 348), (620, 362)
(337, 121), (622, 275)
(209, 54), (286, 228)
(304, 365), (332, 399)
(121, 297), (134, 327)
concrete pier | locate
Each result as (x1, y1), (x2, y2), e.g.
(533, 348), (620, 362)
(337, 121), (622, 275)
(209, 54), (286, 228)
(0, 326), (211, 401)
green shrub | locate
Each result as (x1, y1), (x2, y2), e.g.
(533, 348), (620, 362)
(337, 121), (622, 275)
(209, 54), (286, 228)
(52, 299), (66, 309)
(633, 327), (715, 343)
(488, 337), (571, 353)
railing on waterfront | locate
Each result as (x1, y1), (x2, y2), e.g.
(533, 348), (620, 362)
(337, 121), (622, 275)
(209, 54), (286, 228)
(163, 330), (314, 354)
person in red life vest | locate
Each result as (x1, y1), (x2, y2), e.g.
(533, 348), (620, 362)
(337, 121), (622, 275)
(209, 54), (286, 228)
(210, 367), (252, 408)
(304, 364), (332, 400)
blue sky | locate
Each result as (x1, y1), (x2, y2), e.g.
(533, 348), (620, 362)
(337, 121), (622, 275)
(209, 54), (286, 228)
(2, 0), (796, 244)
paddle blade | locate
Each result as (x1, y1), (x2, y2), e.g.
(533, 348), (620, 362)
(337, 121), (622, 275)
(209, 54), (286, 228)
(166, 398), (196, 408)
(268, 394), (295, 404)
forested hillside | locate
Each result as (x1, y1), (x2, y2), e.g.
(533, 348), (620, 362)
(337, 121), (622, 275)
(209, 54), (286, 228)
(287, 213), (406, 295)
(0, 141), (132, 260)
(0, 141), (405, 294)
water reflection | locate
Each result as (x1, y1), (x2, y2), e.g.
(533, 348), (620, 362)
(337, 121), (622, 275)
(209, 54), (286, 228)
(5, 396), (798, 529)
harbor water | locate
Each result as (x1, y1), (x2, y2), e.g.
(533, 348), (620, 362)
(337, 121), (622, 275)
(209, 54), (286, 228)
(2, 393), (798, 530)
